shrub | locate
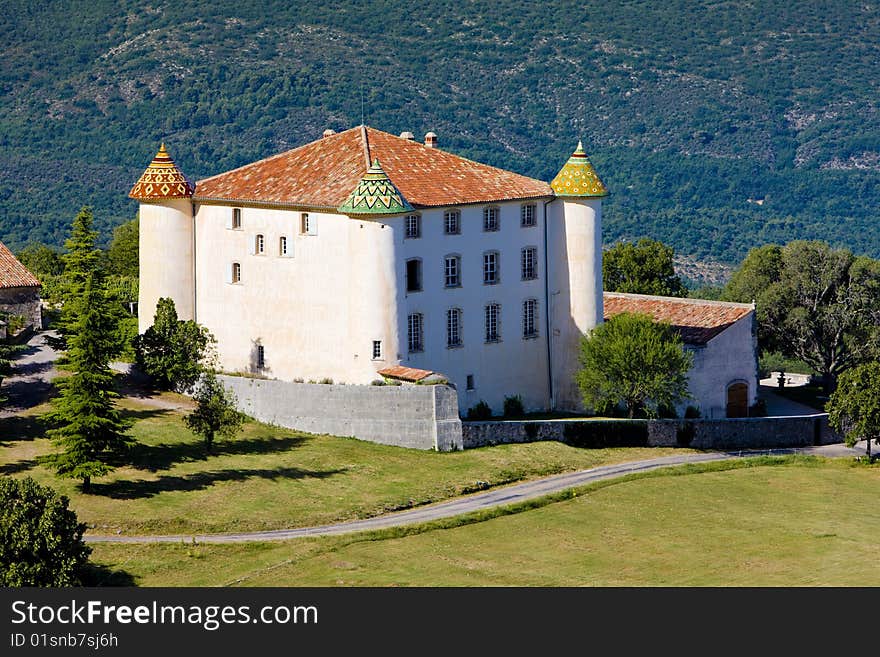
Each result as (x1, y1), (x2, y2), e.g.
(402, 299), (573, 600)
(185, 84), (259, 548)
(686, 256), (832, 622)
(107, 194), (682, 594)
(371, 379), (386, 386)
(684, 405), (702, 419)
(749, 399), (768, 417)
(319, 377), (334, 384)
(503, 395), (525, 418)
(466, 400), (492, 420)
(0, 477), (91, 586)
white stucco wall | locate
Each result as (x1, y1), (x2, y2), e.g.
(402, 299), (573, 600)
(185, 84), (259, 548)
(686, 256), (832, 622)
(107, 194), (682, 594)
(138, 199), (194, 333)
(547, 197), (603, 411)
(685, 312), (759, 418)
(192, 204), (398, 384)
(395, 200), (552, 414)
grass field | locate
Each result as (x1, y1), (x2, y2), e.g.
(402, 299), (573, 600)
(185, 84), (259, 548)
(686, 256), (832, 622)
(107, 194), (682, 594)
(0, 399), (690, 536)
(88, 457), (880, 586)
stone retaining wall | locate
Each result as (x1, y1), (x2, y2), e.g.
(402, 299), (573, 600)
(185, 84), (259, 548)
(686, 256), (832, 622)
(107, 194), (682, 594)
(218, 376), (463, 451)
(462, 414), (838, 450)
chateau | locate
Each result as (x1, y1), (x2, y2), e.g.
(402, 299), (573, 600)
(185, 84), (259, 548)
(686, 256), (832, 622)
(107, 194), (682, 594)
(131, 127), (757, 417)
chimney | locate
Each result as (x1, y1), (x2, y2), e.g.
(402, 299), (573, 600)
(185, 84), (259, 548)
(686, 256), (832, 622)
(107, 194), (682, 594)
(424, 131), (438, 148)
(322, 129), (336, 138)
(399, 131), (415, 140)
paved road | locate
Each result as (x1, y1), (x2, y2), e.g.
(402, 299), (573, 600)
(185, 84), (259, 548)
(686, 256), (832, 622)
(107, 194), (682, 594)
(0, 331), (59, 417)
(85, 444), (862, 544)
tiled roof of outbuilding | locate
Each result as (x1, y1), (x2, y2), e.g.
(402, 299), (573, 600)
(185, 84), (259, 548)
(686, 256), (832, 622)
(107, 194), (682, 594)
(194, 126), (552, 209)
(603, 292), (753, 345)
(0, 241), (40, 289)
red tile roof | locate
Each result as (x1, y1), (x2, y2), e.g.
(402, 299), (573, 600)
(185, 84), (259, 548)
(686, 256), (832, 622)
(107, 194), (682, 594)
(194, 126), (552, 209)
(603, 292), (753, 345)
(0, 242), (40, 289)
(377, 366), (434, 382)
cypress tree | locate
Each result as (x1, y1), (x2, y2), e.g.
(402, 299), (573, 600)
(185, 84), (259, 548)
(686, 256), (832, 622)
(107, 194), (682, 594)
(42, 276), (133, 492)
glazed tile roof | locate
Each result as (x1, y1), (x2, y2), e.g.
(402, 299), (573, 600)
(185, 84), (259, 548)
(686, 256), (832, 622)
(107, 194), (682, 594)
(603, 292), (753, 345)
(0, 241), (40, 289)
(337, 158), (413, 216)
(194, 126), (552, 208)
(377, 366), (434, 382)
(551, 141), (608, 197)
(130, 144), (195, 200)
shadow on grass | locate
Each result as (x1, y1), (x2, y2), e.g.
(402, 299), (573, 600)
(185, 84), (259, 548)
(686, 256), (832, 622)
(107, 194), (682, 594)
(127, 434), (311, 472)
(0, 378), (54, 416)
(80, 562), (137, 587)
(0, 414), (49, 443)
(90, 465), (346, 499)
(0, 458), (38, 475)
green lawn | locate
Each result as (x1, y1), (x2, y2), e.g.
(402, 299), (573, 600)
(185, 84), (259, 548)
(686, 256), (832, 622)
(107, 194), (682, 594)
(89, 457), (880, 586)
(0, 399), (689, 536)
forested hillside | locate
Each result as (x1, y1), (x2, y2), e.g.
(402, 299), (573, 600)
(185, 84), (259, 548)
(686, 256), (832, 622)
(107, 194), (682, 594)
(1, 0), (878, 272)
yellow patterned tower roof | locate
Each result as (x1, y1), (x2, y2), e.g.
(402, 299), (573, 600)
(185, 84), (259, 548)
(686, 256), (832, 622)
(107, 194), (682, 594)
(550, 141), (608, 197)
(129, 143), (195, 200)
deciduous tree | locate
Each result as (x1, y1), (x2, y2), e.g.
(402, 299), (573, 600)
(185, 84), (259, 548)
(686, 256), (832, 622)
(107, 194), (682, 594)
(576, 312), (692, 418)
(723, 241), (880, 392)
(603, 238), (688, 298)
(184, 372), (244, 452)
(134, 297), (215, 391)
(827, 362), (880, 461)
(0, 477), (91, 586)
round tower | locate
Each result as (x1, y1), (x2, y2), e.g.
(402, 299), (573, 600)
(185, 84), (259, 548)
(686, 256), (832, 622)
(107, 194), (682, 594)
(338, 158), (414, 380)
(547, 141), (608, 411)
(129, 144), (195, 333)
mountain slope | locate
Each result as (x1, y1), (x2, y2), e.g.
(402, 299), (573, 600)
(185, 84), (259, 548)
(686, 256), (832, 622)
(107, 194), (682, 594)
(1, 0), (878, 268)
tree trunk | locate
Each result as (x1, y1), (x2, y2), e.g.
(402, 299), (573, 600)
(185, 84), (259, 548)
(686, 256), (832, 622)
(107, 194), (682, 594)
(83, 475), (91, 493)
(868, 437), (873, 462)
(206, 432), (214, 453)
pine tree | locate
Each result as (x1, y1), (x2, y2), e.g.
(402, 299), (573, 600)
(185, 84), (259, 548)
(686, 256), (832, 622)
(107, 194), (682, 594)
(42, 276), (133, 492)
(46, 207), (103, 352)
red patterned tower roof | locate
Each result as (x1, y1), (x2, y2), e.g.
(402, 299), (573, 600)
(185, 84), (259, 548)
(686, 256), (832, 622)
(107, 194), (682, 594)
(130, 144), (195, 200)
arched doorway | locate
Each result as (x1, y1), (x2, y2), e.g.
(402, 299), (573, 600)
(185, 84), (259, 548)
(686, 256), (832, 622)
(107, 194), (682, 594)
(726, 382), (749, 418)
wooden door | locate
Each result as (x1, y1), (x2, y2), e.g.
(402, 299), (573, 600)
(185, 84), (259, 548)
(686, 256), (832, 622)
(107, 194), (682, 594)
(726, 382), (749, 418)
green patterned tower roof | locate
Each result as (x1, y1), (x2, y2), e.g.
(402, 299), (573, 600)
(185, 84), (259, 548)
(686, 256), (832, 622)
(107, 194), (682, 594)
(550, 141), (608, 197)
(338, 159), (413, 215)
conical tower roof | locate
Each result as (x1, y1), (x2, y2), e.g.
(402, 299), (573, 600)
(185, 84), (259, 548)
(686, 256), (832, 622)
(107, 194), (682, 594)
(129, 143), (195, 200)
(550, 141), (608, 197)
(337, 158), (413, 215)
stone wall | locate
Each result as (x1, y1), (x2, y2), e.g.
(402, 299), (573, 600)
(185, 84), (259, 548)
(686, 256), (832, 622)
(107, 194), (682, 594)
(462, 414), (838, 450)
(218, 376), (463, 451)
(0, 287), (42, 331)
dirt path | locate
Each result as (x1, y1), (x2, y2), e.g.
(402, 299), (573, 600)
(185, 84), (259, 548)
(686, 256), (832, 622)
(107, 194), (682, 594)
(0, 331), (59, 418)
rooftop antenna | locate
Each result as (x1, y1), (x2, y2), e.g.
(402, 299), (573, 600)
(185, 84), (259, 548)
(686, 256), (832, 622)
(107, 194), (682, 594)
(360, 82), (365, 126)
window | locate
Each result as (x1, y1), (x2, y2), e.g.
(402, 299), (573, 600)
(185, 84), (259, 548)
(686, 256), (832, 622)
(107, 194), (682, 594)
(523, 299), (538, 338)
(408, 313), (424, 353)
(521, 247), (538, 280)
(466, 374), (475, 390)
(301, 213), (316, 235)
(279, 236), (289, 256)
(405, 214), (421, 239)
(372, 340), (382, 360)
(483, 251), (499, 285)
(444, 209), (461, 235)
(521, 203), (536, 227)
(446, 308), (462, 348)
(485, 303), (500, 342)
(483, 206), (499, 232)
(231, 262), (241, 284)
(232, 208), (242, 229)
(406, 259), (422, 292)
(256, 345), (265, 370)
(255, 234), (265, 254)
(445, 255), (461, 287)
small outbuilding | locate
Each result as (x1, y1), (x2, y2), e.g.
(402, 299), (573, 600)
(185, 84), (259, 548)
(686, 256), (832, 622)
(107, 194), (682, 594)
(0, 241), (42, 333)
(603, 292), (758, 419)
